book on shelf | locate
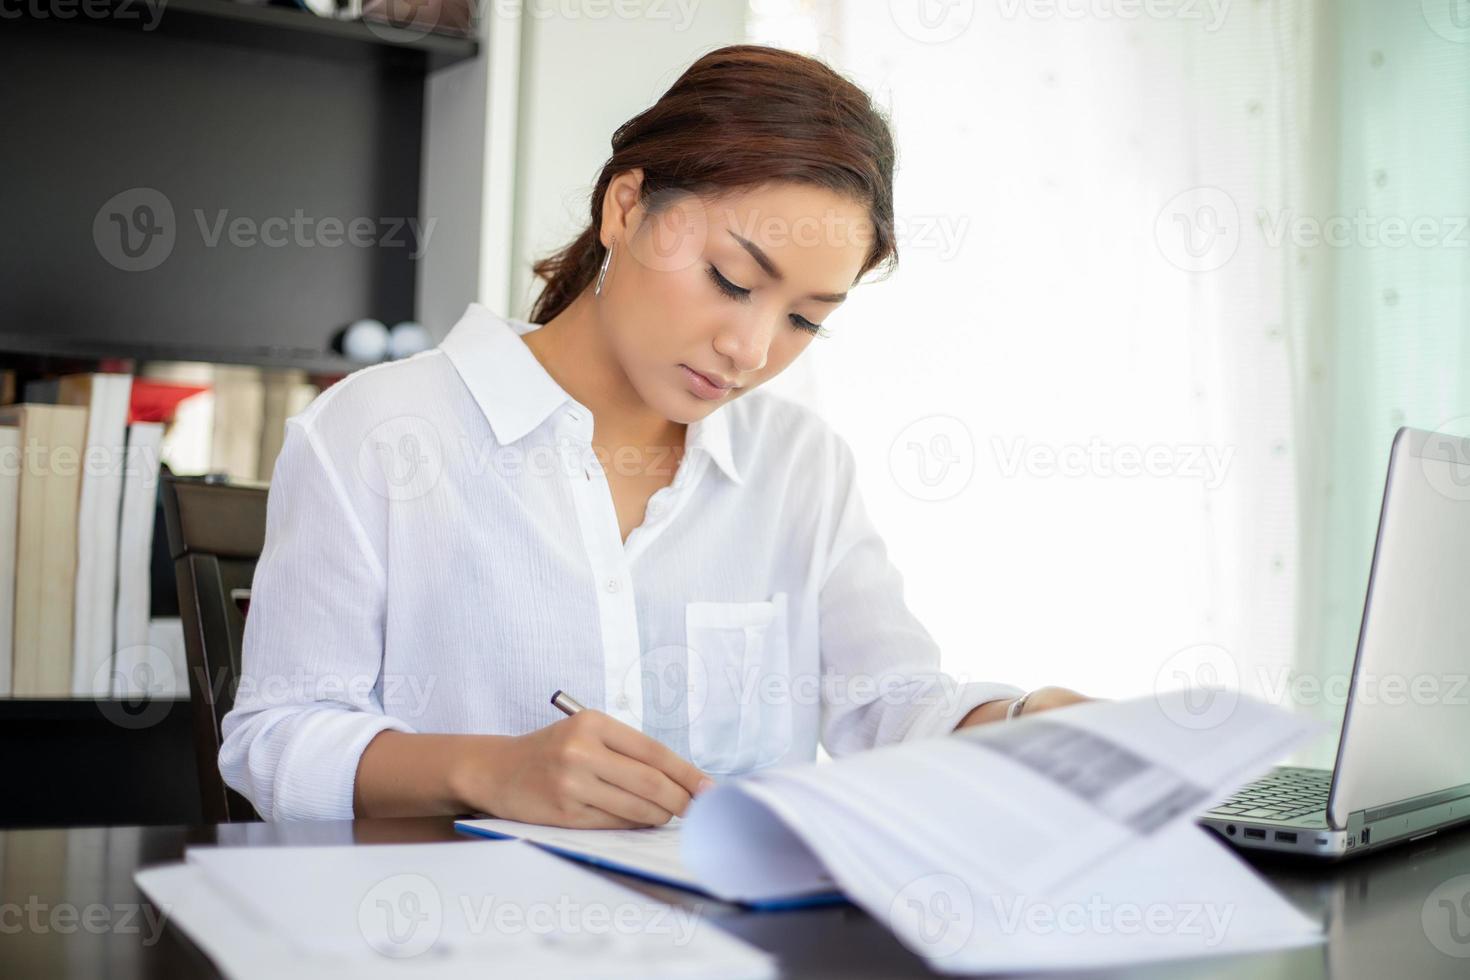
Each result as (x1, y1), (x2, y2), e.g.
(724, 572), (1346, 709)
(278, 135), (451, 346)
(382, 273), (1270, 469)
(59, 373), (134, 697)
(0, 404), (88, 697)
(0, 370), (227, 702)
(113, 422), (168, 698)
(209, 365), (264, 482)
(0, 426), (18, 697)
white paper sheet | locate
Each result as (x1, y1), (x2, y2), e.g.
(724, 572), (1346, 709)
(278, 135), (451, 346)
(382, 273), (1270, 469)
(136, 840), (774, 980)
(453, 819), (701, 891)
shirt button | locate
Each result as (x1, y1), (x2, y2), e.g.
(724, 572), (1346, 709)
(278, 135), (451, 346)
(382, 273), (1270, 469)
(605, 577), (622, 593)
(615, 694), (630, 710)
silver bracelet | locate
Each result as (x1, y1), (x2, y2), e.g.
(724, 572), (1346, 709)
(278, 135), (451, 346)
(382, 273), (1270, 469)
(1005, 690), (1035, 721)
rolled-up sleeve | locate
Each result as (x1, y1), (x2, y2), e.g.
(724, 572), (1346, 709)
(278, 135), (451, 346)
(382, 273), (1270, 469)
(218, 417), (415, 821)
(816, 432), (1022, 755)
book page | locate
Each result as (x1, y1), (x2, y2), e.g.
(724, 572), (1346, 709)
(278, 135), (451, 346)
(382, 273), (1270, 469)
(683, 692), (1324, 972)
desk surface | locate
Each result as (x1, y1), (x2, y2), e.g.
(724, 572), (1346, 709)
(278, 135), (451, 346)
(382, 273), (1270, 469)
(2, 817), (1469, 978)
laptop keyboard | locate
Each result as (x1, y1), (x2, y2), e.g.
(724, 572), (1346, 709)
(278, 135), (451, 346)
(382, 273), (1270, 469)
(1206, 766), (1330, 821)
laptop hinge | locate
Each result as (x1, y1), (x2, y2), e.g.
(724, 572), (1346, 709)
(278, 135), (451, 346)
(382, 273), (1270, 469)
(1361, 782), (1470, 823)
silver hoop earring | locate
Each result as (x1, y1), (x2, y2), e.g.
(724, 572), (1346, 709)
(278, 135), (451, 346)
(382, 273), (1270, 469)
(594, 239), (615, 297)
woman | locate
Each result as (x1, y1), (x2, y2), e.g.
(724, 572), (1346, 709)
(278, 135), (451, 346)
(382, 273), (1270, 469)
(219, 45), (1087, 825)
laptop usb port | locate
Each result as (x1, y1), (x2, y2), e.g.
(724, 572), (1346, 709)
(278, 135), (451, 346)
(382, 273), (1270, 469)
(1360, 828), (1370, 845)
(1244, 828), (1267, 840)
(1274, 832), (1298, 844)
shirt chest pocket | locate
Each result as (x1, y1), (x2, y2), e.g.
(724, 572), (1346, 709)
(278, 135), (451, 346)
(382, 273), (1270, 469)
(684, 592), (792, 775)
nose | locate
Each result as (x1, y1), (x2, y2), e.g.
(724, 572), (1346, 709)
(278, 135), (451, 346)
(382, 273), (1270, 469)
(712, 315), (776, 375)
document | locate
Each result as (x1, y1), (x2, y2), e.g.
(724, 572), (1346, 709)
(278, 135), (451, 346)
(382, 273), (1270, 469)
(460, 692), (1325, 971)
(682, 691), (1325, 972)
(134, 840), (775, 979)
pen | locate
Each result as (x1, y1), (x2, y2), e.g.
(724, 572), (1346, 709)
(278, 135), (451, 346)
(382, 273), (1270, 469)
(550, 689), (586, 716)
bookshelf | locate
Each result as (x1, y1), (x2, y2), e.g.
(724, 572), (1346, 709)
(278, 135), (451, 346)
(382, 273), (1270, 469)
(1, 0), (482, 826)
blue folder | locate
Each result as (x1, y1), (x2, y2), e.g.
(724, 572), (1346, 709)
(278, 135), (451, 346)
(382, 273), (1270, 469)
(453, 819), (846, 912)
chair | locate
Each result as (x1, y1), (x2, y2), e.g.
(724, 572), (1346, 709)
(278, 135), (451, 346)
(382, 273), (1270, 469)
(161, 475), (267, 823)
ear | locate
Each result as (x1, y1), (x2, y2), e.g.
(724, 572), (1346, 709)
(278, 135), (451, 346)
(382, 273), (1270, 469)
(599, 168), (645, 248)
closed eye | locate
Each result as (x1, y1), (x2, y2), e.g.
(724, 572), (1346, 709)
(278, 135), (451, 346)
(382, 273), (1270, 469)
(705, 264), (831, 338)
(706, 263), (751, 301)
(789, 313), (829, 338)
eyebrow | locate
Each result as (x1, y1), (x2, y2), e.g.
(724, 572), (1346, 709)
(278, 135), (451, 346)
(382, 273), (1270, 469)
(728, 231), (849, 304)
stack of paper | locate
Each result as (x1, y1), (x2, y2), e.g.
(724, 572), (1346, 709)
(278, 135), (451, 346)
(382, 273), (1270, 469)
(134, 841), (774, 979)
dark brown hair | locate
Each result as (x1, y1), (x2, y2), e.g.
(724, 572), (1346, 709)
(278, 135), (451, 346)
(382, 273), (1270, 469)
(528, 44), (898, 324)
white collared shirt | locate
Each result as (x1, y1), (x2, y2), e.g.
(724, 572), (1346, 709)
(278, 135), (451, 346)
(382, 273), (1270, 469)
(219, 303), (1020, 820)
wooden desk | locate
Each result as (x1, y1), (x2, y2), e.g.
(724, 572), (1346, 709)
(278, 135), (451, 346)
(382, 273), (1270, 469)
(3, 817), (1469, 978)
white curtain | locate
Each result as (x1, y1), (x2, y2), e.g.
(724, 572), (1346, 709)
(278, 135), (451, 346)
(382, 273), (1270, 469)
(749, 2), (1469, 758)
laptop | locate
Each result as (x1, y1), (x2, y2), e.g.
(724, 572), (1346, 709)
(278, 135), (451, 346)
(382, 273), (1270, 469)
(1199, 426), (1470, 858)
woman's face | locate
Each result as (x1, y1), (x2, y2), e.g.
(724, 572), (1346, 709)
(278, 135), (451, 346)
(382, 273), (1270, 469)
(596, 173), (875, 424)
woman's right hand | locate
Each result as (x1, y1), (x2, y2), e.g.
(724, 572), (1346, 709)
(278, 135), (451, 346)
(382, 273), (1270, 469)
(453, 710), (715, 829)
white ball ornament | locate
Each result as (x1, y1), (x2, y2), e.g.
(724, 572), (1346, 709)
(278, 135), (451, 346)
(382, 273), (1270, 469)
(342, 318), (389, 362)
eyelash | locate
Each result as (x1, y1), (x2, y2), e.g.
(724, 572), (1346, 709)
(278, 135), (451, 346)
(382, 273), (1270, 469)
(705, 265), (831, 339)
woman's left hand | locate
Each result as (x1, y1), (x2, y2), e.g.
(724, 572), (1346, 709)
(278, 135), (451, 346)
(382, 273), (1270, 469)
(955, 686), (1093, 729)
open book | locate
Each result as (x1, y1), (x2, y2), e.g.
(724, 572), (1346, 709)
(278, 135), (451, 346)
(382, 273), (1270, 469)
(458, 692), (1324, 971)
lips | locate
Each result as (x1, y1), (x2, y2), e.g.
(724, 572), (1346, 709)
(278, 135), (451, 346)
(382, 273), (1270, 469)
(679, 364), (738, 401)
(685, 367), (735, 389)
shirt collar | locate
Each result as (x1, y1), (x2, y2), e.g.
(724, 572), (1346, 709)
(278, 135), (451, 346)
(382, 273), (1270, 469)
(687, 399), (742, 485)
(440, 303), (572, 447)
(439, 303), (743, 485)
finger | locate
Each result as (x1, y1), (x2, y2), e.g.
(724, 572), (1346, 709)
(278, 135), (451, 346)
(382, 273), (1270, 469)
(596, 751), (694, 818)
(581, 775), (677, 827)
(599, 722), (712, 799)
